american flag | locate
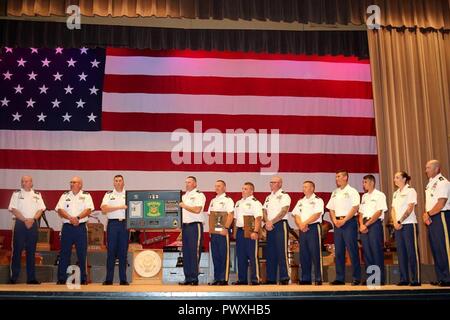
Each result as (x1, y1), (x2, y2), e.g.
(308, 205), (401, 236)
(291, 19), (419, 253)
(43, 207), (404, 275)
(0, 47), (378, 231)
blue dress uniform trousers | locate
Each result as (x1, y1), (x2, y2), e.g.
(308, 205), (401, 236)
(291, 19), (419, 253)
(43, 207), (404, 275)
(266, 220), (290, 282)
(395, 223), (420, 283)
(236, 228), (260, 283)
(211, 231), (230, 282)
(334, 217), (361, 282)
(299, 222), (323, 282)
(58, 223), (88, 283)
(182, 222), (203, 282)
(428, 210), (450, 283)
(105, 220), (129, 282)
(10, 220), (38, 282)
(360, 219), (385, 283)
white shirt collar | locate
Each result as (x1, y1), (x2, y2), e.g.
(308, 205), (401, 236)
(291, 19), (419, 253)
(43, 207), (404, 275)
(272, 189), (283, 196)
(114, 188), (125, 194)
(215, 193), (227, 199)
(304, 193), (315, 200)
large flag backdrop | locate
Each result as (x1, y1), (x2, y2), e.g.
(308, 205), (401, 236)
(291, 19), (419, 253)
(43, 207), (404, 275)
(0, 46), (378, 234)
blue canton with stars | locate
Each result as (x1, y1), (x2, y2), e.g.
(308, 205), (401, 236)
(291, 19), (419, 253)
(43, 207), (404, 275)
(0, 47), (105, 131)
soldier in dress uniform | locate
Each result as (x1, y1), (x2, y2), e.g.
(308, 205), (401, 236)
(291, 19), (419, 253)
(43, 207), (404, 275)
(292, 181), (324, 285)
(233, 182), (262, 285)
(207, 180), (234, 285)
(423, 160), (450, 287)
(358, 175), (388, 285)
(8, 176), (46, 284)
(178, 176), (206, 286)
(55, 176), (94, 285)
(391, 171), (421, 286)
(326, 170), (361, 285)
(263, 176), (291, 285)
(101, 175), (129, 285)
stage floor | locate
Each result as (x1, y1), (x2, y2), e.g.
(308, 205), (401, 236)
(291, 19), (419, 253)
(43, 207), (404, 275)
(1, 283), (449, 300)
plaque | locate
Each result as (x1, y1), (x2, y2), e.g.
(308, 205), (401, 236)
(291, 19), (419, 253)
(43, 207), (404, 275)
(132, 249), (163, 284)
(37, 227), (52, 251)
(87, 223), (105, 251)
(243, 216), (256, 238)
(127, 190), (182, 229)
(209, 211), (228, 234)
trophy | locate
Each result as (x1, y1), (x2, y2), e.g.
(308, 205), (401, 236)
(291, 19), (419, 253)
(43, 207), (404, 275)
(209, 211), (228, 234)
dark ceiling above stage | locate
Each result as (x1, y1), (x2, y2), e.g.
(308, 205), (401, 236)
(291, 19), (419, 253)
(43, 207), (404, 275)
(0, 20), (369, 58)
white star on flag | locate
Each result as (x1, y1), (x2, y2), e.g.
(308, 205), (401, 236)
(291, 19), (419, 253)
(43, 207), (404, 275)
(53, 72), (63, 81)
(76, 99), (86, 108)
(87, 113), (97, 122)
(12, 112), (22, 121)
(17, 58), (27, 67)
(14, 85), (24, 94)
(64, 85), (74, 94)
(37, 113), (47, 122)
(38, 85), (49, 94)
(27, 71), (38, 80)
(26, 98), (36, 108)
(41, 58), (51, 67)
(62, 112), (72, 122)
(90, 59), (100, 68)
(80, 47), (89, 54)
(51, 98), (61, 108)
(5, 47), (13, 53)
(1, 97), (9, 107)
(3, 71), (13, 80)
(67, 58), (77, 67)
(30, 48), (38, 54)
(78, 72), (88, 81)
(89, 86), (99, 95)
(55, 47), (63, 54)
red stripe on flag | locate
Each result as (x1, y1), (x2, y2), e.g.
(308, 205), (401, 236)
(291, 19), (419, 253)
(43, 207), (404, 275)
(0, 150), (379, 173)
(101, 113), (376, 136)
(103, 75), (373, 99)
(106, 48), (370, 64)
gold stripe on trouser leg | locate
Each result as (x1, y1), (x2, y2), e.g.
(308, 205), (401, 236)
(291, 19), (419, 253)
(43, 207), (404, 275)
(440, 212), (450, 271)
(225, 233), (230, 282)
(283, 221), (290, 278)
(9, 220), (16, 279)
(196, 224), (201, 274)
(317, 224), (323, 279)
(413, 224), (420, 283)
(255, 238), (260, 282)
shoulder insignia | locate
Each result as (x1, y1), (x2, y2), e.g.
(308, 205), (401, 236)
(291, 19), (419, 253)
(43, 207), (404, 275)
(14, 189), (20, 193)
(82, 191), (90, 195)
(196, 190), (201, 193)
(252, 197), (257, 201)
(225, 195), (230, 198)
(34, 190), (40, 195)
(106, 191), (113, 194)
(281, 191), (287, 194)
(439, 177), (444, 181)
(63, 191), (69, 194)
(315, 195), (319, 199)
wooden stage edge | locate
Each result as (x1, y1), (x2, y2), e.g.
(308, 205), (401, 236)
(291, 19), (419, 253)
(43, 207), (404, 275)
(1, 283), (450, 300)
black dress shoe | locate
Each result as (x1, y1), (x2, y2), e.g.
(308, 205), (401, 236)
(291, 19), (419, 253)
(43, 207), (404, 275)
(430, 281), (441, 286)
(8, 279), (17, 285)
(190, 281), (199, 286)
(298, 281), (312, 285)
(218, 281), (228, 286)
(232, 281), (248, 285)
(263, 281), (277, 285)
(315, 281), (322, 286)
(330, 280), (345, 285)
(178, 281), (193, 285)
(56, 280), (66, 285)
(396, 281), (410, 286)
(439, 282), (450, 287)
(351, 280), (361, 286)
(410, 282), (421, 287)
(80, 281), (88, 285)
(250, 281), (260, 286)
(279, 279), (290, 285)
(208, 281), (220, 286)
(120, 281), (130, 286)
(27, 280), (41, 285)
(103, 281), (113, 286)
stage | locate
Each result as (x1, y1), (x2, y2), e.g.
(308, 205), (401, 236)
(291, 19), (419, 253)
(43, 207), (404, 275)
(1, 283), (449, 300)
